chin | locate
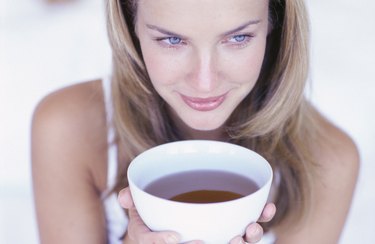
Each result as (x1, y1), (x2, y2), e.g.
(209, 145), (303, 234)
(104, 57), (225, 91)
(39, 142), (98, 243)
(184, 118), (225, 131)
(169, 106), (229, 133)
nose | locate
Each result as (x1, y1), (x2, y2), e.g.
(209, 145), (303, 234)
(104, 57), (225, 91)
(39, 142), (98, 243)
(188, 50), (218, 93)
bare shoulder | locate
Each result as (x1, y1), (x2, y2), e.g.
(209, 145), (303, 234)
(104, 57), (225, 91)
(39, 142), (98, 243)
(31, 80), (110, 242)
(275, 109), (360, 243)
(31, 79), (107, 191)
(313, 110), (360, 180)
(32, 80), (105, 135)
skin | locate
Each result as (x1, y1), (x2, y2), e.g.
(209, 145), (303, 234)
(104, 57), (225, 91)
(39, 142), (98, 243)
(31, 0), (360, 243)
(31, 82), (359, 244)
(122, 1), (275, 243)
(136, 0), (269, 134)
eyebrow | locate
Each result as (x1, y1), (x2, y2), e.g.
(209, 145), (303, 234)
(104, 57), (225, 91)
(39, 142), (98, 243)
(146, 19), (261, 38)
(146, 24), (188, 39)
(222, 19), (261, 36)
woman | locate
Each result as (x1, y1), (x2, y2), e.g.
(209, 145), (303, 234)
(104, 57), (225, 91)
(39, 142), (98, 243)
(31, 0), (359, 243)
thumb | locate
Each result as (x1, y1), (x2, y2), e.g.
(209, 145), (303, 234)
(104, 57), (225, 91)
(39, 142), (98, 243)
(118, 187), (134, 209)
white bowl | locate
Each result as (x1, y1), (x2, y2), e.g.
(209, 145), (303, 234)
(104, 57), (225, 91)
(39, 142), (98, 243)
(128, 140), (273, 244)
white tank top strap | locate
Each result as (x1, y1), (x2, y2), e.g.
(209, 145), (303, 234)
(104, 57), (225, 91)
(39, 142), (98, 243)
(101, 75), (118, 197)
(100, 76), (129, 244)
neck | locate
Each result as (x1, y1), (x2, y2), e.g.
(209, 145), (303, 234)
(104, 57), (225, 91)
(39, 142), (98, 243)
(185, 127), (227, 141)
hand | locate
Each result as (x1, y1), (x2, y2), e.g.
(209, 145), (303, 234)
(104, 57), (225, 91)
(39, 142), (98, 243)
(229, 203), (276, 244)
(118, 187), (203, 244)
(118, 187), (276, 244)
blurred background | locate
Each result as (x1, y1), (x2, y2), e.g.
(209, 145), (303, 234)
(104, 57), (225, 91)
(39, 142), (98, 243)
(0, 0), (374, 243)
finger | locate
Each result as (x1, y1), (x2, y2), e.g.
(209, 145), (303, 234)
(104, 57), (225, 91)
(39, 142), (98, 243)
(127, 207), (180, 244)
(257, 203), (276, 223)
(128, 207), (150, 237)
(244, 223), (263, 243)
(140, 231), (181, 244)
(183, 240), (204, 244)
(230, 235), (245, 244)
(118, 187), (134, 209)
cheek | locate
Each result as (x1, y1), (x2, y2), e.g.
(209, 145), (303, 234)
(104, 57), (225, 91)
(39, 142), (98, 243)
(232, 44), (266, 84)
(142, 46), (183, 87)
(226, 56), (264, 92)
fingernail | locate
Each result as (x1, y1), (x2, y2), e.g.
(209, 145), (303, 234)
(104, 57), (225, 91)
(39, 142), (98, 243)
(265, 204), (276, 219)
(247, 225), (263, 243)
(250, 224), (258, 234)
(166, 233), (180, 244)
(235, 236), (245, 244)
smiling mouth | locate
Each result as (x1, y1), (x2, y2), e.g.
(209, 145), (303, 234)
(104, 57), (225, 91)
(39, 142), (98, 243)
(180, 93), (227, 112)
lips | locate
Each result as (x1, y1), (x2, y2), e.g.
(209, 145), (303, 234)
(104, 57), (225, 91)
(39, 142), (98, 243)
(181, 93), (227, 112)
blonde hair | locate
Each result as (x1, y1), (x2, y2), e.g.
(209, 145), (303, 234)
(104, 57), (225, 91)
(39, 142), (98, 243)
(106, 0), (319, 229)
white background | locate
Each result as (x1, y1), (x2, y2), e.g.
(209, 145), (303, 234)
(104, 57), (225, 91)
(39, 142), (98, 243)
(1, 0), (374, 243)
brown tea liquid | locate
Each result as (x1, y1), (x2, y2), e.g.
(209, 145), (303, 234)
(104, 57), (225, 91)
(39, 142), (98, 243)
(144, 170), (259, 203)
(170, 189), (243, 203)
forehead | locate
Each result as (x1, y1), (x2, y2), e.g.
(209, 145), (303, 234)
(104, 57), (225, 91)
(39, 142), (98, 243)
(136, 0), (269, 33)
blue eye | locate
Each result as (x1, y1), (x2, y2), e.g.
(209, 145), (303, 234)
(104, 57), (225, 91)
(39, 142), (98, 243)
(223, 34), (253, 48)
(167, 37), (182, 45)
(232, 35), (247, 42)
(155, 36), (186, 49)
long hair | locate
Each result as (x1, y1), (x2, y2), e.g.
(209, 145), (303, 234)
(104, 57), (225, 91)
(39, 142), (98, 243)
(106, 0), (320, 229)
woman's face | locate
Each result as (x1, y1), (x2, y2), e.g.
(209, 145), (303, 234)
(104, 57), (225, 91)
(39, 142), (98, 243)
(136, 0), (269, 131)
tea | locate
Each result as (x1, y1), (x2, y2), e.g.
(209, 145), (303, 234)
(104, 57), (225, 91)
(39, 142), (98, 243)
(170, 189), (243, 203)
(144, 170), (259, 203)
